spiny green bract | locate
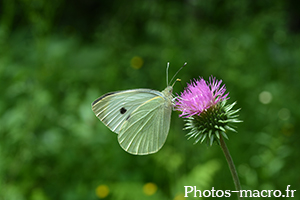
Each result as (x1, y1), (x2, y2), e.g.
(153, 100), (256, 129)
(184, 100), (242, 146)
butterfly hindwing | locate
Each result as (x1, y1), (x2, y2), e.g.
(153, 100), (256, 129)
(92, 89), (161, 134)
(118, 95), (172, 155)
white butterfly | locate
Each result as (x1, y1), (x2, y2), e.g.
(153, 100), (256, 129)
(92, 63), (186, 155)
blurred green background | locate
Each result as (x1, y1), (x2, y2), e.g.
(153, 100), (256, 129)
(1, 0), (299, 199)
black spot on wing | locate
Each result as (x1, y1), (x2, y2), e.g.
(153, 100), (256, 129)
(120, 107), (127, 114)
(92, 92), (116, 106)
(126, 115), (130, 120)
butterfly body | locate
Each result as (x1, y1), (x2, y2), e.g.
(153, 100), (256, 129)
(92, 86), (174, 155)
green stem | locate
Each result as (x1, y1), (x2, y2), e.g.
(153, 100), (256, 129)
(219, 135), (243, 200)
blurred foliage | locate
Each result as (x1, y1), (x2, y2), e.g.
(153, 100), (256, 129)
(1, 0), (300, 199)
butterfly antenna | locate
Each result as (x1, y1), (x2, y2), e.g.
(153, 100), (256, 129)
(166, 62), (170, 86)
(169, 62), (187, 86)
(172, 78), (181, 87)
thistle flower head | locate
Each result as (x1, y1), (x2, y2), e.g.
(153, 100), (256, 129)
(175, 76), (229, 118)
(175, 76), (241, 145)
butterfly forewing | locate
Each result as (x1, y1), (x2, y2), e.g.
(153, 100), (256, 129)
(92, 86), (174, 155)
(92, 89), (161, 134)
(118, 95), (172, 155)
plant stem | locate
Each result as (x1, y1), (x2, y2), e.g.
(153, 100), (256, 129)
(219, 135), (243, 200)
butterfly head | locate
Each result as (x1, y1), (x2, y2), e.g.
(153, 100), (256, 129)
(161, 85), (174, 104)
(164, 86), (173, 94)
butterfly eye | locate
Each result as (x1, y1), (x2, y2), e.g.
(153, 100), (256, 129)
(120, 107), (127, 114)
(167, 86), (173, 94)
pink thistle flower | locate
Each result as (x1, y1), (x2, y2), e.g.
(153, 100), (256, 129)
(175, 76), (229, 118)
(174, 76), (241, 145)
